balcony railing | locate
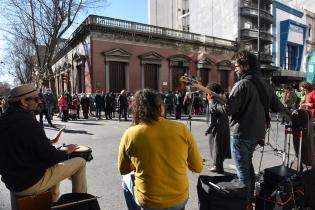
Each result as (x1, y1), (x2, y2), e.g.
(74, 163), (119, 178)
(240, 6), (273, 23)
(246, 0), (273, 5)
(68, 15), (236, 48)
(253, 52), (272, 63)
(240, 29), (273, 44)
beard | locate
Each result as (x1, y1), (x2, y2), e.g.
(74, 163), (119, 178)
(32, 105), (42, 115)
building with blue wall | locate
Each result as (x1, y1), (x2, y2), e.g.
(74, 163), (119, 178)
(272, 0), (307, 84)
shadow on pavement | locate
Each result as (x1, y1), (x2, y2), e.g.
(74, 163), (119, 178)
(64, 128), (94, 135)
(66, 121), (103, 126)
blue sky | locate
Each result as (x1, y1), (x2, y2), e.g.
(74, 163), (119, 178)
(0, 0), (148, 84)
(72, 0), (148, 29)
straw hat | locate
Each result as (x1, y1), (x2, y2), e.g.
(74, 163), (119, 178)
(8, 83), (39, 102)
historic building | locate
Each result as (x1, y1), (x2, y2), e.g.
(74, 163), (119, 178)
(52, 15), (236, 95)
(148, 0), (275, 79)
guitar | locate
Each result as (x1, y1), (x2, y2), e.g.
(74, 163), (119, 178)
(179, 76), (227, 104)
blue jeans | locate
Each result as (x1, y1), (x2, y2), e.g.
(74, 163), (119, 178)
(230, 137), (257, 202)
(122, 173), (188, 210)
(95, 105), (102, 119)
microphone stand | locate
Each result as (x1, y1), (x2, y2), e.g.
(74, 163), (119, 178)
(187, 93), (195, 132)
(264, 114), (283, 156)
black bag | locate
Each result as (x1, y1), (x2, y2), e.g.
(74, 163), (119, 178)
(197, 175), (247, 210)
(303, 169), (315, 209)
(51, 193), (100, 210)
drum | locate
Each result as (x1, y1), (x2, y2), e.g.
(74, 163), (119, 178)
(68, 145), (93, 162)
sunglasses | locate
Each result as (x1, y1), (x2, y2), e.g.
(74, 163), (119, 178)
(25, 96), (41, 103)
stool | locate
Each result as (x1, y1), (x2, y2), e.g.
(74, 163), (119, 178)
(10, 190), (52, 210)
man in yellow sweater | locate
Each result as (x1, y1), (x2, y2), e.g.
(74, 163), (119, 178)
(118, 89), (203, 210)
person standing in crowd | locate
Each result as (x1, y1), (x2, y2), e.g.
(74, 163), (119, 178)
(39, 89), (56, 128)
(45, 89), (55, 120)
(164, 91), (175, 117)
(299, 81), (315, 119)
(110, 92), (117, 118)
(183, 92), (191, 115)
(58, 93), (69, 122)
(118, 89), (203, 210)
(280, 84), (296, 124)
(94, 90), (103, 120)
(0, 83), (87, 202)
(205, 83), (230, 174)
(105, 92), (112, 119)
(101, 91), (106, 118)
(118, 89), (128, 121)
(0, 96), (4, 117)
(209, 50), (286, 209)
(89, 94), (95, 117)
(72, 94), (81, 119)
(175, 91), (183, 119)
(80, 93), (90, 119)
(192, 92), (202, 115)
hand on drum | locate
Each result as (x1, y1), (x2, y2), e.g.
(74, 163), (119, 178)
(61, 144), (79, 154)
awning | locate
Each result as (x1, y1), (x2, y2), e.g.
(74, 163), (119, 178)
(272, 69), (306, 84)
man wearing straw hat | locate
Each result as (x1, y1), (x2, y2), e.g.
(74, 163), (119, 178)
(0, 83), (87, 201)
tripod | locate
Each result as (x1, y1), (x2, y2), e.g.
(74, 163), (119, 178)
(264, 113), (282, 154)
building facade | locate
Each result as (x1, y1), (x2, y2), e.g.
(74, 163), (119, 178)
(148, 0), (275, 79)
(271, 0), (308, 84)
(305, 9), (315, 57)
(304, 9), (315, 83)
(52, 15), (236, 95)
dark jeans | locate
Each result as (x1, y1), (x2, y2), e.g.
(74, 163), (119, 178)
(61, 110), (69, 122)
(76, 108), (80, 119)
(230, 136), (257, 202)
(119, 106), (128, 120)
(40, 109), (55, 127)
(95, 105), (102, 119)
(166, 104), (174, 116)
(175, 105), (182, 119)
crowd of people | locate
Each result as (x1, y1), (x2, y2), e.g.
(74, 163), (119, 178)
(272, 81), (315, 125)
(2, 49), (315, 210)
(163, 90), (207, 119)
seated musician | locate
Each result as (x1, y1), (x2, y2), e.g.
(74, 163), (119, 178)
(0, 84), (87, 202)
(118, 89), (203, 210)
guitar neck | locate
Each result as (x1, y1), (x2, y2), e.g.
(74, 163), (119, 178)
(193, 84), (227, 104)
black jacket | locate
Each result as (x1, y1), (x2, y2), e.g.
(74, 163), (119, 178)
(0, 106), (67, 192)
(227, 71), (283, 140)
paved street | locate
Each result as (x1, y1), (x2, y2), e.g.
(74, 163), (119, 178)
(0, 114), (292, 210)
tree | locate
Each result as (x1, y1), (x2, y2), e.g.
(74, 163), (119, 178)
(4, 37), (35, 84)
(0, 81), (11, 97)
(1, 0), (106, 94)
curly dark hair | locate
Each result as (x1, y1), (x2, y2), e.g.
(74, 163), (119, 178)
(299, 81), (313, 91)
(131, 89), (163, 125)
(206, 82), (224, 94)
(231, 50), (257, 71)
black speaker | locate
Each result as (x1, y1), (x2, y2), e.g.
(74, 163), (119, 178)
(302, 169), (315, 209)
(255, 168), (304, 210)
(197, 175), (247, 210)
